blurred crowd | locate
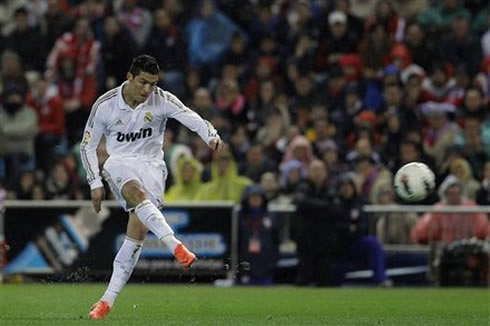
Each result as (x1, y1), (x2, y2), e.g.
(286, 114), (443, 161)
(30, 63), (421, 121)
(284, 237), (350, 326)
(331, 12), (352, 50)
(1, 0), (489, 202)
(0, 0), (489, 285)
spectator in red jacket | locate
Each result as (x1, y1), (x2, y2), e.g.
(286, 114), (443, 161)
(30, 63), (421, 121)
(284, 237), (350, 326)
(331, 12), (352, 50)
(421, 64), (456, 103)
(411, 175), (488, 244)
(45, 17), (100, 86)
(26, 78), (65, 174)
(45, 17), (100, 146)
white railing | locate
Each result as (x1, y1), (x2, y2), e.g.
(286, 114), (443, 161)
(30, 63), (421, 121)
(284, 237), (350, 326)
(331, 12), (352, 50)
(364, 205), (490, 213)
(3, 200), (489, 213)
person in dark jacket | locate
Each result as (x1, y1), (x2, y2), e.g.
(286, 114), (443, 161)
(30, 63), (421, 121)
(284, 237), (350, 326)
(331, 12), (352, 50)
(238, 143), (277, 183)
(476, 160), (490, 205)
(404, 22), (439, 71)
(238, 184), (279, 285)
(440, 15), (482, 76)
(331, 173), (391, 286)
(100, 16), (139, 90)
(4, 7), (47, 71)
(293, 159), (336, 286)
(144, 8), (187, 96)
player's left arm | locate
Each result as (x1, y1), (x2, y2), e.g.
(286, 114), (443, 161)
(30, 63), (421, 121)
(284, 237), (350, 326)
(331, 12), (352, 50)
(163, 91), (223, 151)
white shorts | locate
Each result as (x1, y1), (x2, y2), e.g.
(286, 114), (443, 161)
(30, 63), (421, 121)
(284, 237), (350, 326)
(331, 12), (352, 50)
(101, 156), (168, 211)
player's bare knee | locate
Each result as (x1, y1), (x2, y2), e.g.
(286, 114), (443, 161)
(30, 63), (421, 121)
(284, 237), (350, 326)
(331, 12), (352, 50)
(121, 180), (147, 207)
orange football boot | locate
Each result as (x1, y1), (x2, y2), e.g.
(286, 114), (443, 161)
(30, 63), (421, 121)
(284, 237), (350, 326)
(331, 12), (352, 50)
(89, 301), (111, 320)
(174, 243), (196, 268)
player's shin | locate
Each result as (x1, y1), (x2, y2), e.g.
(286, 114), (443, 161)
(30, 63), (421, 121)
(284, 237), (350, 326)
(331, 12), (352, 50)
(101, 237), (143, 307)
(134, 199), (181, 252)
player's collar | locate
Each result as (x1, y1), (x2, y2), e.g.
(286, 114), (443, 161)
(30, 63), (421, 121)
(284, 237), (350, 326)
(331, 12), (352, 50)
(117, 81), (130, 110)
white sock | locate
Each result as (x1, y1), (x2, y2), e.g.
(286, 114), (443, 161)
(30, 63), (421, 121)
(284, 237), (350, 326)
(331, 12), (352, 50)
(101, 237), (143, 307)
(134, 200), (181, 253)
(162, 234), (181, 253)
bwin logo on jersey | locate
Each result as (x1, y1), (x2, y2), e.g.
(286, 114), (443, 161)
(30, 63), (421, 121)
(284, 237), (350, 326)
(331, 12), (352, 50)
(116, 128), (153, 142)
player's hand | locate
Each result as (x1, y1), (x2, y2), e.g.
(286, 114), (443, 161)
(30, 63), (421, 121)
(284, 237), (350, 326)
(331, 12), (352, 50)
(91, 187), (106, 213)
(208, 137), (224, 152)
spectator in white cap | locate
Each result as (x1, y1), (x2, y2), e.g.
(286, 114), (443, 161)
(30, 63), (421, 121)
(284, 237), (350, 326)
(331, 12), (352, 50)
(321, 11), (357, 66)
(334, 0), (365, 42)
(329, 10), (347, 26)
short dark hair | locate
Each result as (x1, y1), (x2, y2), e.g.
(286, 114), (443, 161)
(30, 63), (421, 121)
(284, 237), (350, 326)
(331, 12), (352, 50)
(430, 63), (447, 76)
(129, 55), (159, 76)
(14, 7), (28, 17)
(356, 155), (375, 166)
(400, 139), (419, 151)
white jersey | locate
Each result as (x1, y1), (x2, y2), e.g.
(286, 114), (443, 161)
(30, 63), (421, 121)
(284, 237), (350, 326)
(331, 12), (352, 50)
(80, 82), (219, 190)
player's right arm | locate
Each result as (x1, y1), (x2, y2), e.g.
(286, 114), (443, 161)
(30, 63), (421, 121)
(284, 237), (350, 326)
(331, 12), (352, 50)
(162, 91), (223, 151)
(80, 101), (107, 212)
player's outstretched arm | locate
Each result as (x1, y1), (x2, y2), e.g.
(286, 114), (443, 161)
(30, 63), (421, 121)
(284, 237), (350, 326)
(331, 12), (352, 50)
(163, 91), (222, 150)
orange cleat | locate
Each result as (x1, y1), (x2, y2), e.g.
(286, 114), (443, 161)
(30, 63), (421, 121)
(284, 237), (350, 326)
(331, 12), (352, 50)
(89, 301), (111, 320)
(174, 243), (196, 268)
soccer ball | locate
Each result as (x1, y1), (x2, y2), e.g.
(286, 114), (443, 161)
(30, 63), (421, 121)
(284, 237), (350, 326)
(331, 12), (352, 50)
(394, 162), (435, 202)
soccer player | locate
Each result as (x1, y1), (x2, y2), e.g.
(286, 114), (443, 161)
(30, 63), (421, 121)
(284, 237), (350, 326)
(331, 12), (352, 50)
(81, 55), (223, 319)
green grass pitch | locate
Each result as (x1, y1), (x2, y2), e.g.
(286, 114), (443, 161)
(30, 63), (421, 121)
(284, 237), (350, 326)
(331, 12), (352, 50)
(0, 284), (488, 325)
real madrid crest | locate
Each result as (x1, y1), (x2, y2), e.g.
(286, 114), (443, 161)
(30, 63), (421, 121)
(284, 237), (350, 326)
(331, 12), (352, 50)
(144, 111), (153, 123)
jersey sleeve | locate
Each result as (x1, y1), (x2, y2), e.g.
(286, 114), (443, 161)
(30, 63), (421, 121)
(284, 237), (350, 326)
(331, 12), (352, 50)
(163, 91), (219, 144)
(80, 101), (106, 189)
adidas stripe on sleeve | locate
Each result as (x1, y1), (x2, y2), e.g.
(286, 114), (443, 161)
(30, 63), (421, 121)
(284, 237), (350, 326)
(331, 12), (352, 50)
(162, 90), (219, 145)
(80, 90), (114, 189)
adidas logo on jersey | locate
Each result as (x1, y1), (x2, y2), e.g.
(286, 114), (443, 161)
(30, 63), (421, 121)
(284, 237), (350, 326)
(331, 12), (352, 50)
(116, 128), (153, 142)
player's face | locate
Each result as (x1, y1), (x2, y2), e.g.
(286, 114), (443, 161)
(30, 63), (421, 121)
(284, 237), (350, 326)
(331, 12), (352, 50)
(128, 72), (159, 103)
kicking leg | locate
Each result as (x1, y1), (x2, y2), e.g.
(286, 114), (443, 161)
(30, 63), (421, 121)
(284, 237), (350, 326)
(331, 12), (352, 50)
(122, 180), (196, 267)
(90, 213), (146, 319)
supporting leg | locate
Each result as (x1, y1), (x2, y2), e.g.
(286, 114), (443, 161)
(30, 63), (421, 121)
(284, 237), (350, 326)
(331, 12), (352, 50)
(100, 234), (144, 307)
